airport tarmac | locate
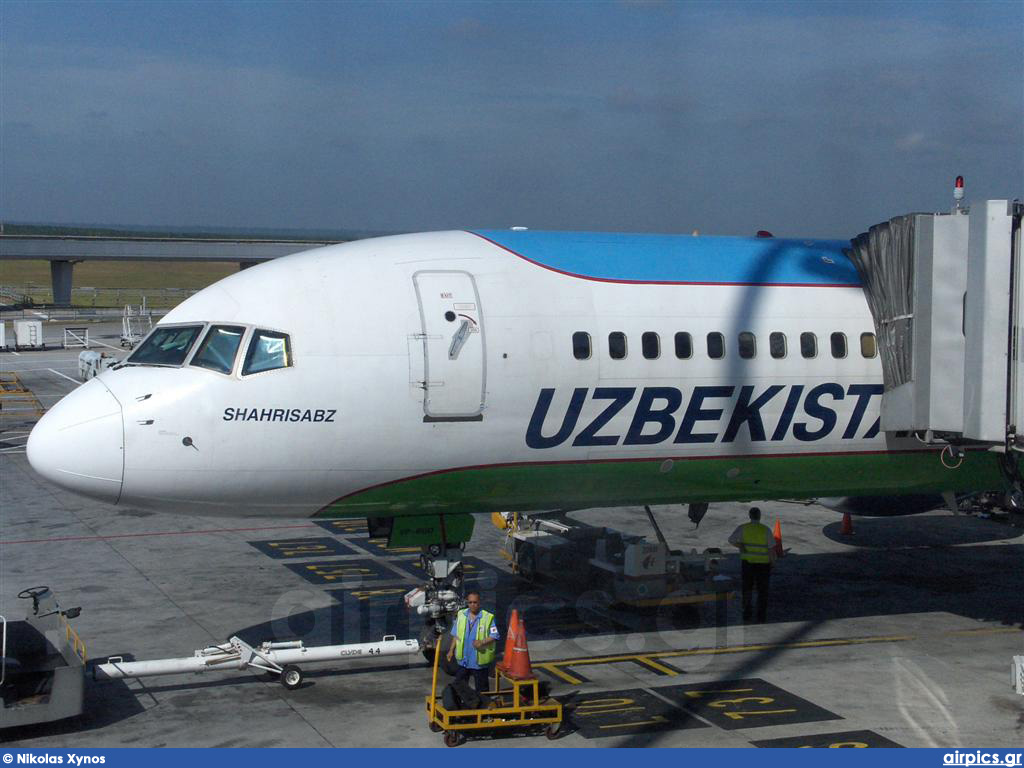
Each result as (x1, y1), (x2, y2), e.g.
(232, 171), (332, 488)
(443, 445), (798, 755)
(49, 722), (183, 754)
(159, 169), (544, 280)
(2, 322), (1023, 748)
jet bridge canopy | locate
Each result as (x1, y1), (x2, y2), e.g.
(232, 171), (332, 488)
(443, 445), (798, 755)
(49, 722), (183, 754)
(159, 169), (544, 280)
(847, 200), (1023, 450)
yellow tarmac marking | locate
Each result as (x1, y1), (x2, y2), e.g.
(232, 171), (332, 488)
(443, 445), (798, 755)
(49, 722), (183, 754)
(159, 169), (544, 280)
(534, 663), (584, 685)
(577, 706), (645, 717)
(634, 656), (681, 676)
(944, 627), (1021, 638)
(723, 708), (797, 721)
(599, 715), (669, 730)
(533, 625), (1022, 684)
(546, 634), (913, 671)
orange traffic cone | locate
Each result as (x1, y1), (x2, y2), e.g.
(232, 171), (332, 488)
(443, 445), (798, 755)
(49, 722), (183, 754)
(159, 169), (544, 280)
(497, 609), (520, 671)
(504, 617), (535, 680)
(773, 519), (785, 558)
(840, 511), (854, 536)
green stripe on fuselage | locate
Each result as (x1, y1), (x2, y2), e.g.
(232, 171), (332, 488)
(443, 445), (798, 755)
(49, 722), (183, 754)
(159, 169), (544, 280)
(315, 450), (1010, 518)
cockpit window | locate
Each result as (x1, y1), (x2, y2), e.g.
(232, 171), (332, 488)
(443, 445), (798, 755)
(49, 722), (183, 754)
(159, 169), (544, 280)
(242, 330), (292, 375)
(191, 325), (246, 374)
(128, 325), (203, 367)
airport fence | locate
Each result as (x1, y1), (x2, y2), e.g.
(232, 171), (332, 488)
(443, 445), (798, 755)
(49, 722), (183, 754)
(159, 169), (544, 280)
(0, 306), (169, 322)
(0, 284), (198, 310)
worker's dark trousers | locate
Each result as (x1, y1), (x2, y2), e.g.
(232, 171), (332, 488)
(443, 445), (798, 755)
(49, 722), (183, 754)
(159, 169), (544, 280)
(741, 561), (772, 623)
(455, 663), (492, 693)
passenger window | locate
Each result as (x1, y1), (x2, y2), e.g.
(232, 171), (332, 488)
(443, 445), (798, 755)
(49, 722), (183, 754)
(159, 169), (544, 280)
(860, 332), (877, 359)
(800, 332), (817, 359)
(608, 332), (627, 360)
(770, 332), (787, 359)
(642, 332), (660, 359)
(242, 329), (292, 375)
(738, 332), (756, 359)
(831, 332), (848, 359)
(572, 332), (591, 360)
(129, 325), (202, 367)
(191, 325), (246, 374)
(707, 332), (725, 360)
(674, 332), (692, 359)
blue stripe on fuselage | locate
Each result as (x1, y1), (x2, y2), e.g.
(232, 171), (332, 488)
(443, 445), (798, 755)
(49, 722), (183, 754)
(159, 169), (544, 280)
(472, 230), (859, 286)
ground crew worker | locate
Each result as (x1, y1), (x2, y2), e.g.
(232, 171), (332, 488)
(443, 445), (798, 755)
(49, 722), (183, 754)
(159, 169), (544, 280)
(446, 591), (500, 694)
(728, 507), (776, 623)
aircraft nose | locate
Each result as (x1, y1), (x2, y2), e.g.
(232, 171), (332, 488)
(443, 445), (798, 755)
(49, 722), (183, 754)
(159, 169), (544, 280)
(26, 378), (124, 504)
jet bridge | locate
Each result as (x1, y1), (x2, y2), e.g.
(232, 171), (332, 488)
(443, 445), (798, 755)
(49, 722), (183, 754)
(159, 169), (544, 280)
(848, 197), (1024, 457)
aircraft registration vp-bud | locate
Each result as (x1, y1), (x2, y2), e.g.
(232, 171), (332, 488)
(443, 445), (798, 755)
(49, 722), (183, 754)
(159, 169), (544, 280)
(525, 384), (883, 449)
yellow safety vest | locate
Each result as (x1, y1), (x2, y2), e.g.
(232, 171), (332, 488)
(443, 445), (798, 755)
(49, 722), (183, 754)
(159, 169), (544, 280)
(454, 608), (496, 666)
(740, 522), (772, 564)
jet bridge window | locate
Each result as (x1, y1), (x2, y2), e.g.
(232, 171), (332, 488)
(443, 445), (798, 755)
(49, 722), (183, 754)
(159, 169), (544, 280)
(191, 325), (246, 374)
(707, 332), (725, 359)
(641, 332), (660, 359)
(608, 332), (627, 360)
(128, 325), (202, 367)
(830, 332), (848, 359)
(572, 332), (592, 360)
(242, 329), (292, 375)
(674, 332), (692, 359)
(738, 332), (756, 359)
(860, 332), (877, 359)
(800, 332), (817, 359)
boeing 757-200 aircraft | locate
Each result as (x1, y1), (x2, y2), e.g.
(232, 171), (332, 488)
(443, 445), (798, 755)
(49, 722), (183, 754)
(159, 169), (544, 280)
(25, 229), (1013, 520)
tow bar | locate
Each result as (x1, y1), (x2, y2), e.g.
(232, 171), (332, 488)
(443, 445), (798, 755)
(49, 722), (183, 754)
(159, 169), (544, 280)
(94, 635), (421, 690)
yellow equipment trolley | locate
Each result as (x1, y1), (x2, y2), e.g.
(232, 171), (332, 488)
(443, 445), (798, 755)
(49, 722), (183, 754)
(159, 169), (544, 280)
(425, 648), (563, 747)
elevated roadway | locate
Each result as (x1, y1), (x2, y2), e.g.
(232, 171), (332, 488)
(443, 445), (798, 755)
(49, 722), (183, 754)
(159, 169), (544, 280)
(0, 233), (340, 305)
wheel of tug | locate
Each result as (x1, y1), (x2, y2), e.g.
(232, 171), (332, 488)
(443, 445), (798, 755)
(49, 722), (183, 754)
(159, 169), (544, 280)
(17, 586), (50, 600)
(545, 722), (562, 740)
(443, 731), (462, 747)
(429, 721), (443, 733)
(281, 664), (303, 690)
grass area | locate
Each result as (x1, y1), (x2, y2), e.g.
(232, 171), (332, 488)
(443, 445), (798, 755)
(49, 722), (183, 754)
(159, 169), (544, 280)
(5, 221), (368, 240)
(1, 259), (238, 290)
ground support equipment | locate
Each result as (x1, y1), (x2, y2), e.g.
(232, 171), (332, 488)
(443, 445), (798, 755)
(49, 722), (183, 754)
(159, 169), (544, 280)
(424, 643), (562, 746)
(1, 587), (86, 730)
(95, 635), (420, 690)
(0, 372), (45, 421)
(499, 507), (734, 609)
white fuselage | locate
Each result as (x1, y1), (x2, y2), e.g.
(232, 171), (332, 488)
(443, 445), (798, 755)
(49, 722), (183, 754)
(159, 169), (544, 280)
(28, 230), (944, 518)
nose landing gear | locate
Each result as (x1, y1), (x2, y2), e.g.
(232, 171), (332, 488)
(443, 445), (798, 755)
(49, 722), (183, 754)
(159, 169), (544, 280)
(404, 543), (467, 661)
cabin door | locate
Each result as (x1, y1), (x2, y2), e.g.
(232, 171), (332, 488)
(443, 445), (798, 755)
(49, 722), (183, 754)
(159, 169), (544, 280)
(413, 271), (486, 420)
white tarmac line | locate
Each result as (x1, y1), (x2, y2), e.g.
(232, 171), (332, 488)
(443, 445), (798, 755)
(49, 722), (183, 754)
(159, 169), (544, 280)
(47, 368), (80, 384)
(3, 356), (87, 364)
(88, 338), (124, 352)
(8, 370), (78, 376)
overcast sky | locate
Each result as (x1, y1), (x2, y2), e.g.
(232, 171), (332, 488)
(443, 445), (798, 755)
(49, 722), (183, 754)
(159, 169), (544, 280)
(2, 0), (1021, 238)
